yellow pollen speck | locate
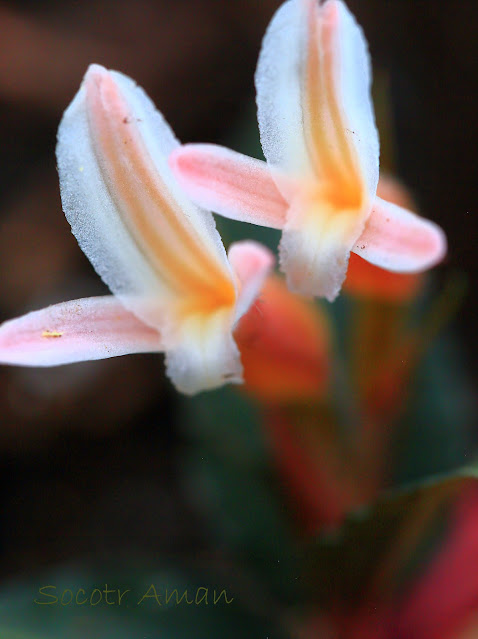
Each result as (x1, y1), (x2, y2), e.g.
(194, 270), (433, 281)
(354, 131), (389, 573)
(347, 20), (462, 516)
(42, 330), (64, 338)
(79, 166), (84, 172)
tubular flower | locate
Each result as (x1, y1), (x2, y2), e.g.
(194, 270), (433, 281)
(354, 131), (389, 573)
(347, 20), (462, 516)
(0, 65), (274, 395)
(235, 275), (330, 402)
(169, 0), (447, 301)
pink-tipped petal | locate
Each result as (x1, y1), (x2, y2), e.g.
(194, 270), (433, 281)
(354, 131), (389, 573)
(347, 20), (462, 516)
(169, 144), (291, 229)
(0, 297), (161, 367)
(228, 241), (275, 320)
(354, 196), (447, 272)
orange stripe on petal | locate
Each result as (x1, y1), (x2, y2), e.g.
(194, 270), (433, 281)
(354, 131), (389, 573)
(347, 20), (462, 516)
(85, 67), (236, 314)
(303, 0), (364, 210)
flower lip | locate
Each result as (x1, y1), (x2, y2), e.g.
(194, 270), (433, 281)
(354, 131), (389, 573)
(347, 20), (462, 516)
(53, 64), (276, 394)
(168, 0), (446, 299)
(2, 34), (285, 396)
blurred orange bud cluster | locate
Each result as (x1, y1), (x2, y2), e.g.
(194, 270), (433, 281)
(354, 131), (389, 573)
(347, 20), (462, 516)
(235, 276), (330, 403)
(344, 252), (423, 302)
(241, 174), (447, 535)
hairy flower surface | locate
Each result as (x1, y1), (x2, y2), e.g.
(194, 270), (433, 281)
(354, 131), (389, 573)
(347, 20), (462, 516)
(170, 0), (446, 301)
(0, 65), (273, 395)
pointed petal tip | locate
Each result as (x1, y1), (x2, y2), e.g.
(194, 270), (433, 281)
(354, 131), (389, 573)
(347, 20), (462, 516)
(424, 221), (448, 269)
(301, 0), (341, 25)
(357, 197), (448, 274)
(229, 240), (275, 282)
(83, 63), (117, 111)
(85, 62), (106, 76)
(384, 216), (448, 273)
(83, 63), (108, 89)
(0, 297), (162, 367)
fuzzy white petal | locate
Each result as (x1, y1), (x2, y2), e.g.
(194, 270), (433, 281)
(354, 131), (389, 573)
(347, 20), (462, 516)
(255, 0), (379, 201)
(280, 194), (365, 300)
(164, 309), (242, 395)
(256, 0), (314, 181)
(57, 64), (235, 336)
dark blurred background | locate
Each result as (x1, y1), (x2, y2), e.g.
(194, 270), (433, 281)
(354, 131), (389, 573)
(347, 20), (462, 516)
(0, 0), (476, 608)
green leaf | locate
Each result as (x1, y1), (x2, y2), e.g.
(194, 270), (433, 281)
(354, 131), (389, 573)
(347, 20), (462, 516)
(303, 464), (478, 609)
(178, 387), (268, 469)
(178, 388), (300, 601)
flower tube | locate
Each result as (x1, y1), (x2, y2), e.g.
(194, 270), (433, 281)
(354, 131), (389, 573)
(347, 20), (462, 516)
(0, 65), (273, 395)
(170, 0), (446, 301)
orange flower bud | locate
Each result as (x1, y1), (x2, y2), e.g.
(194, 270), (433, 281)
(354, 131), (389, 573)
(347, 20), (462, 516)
(344, 252), (423, 302)
(235, 276), (329, 402)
